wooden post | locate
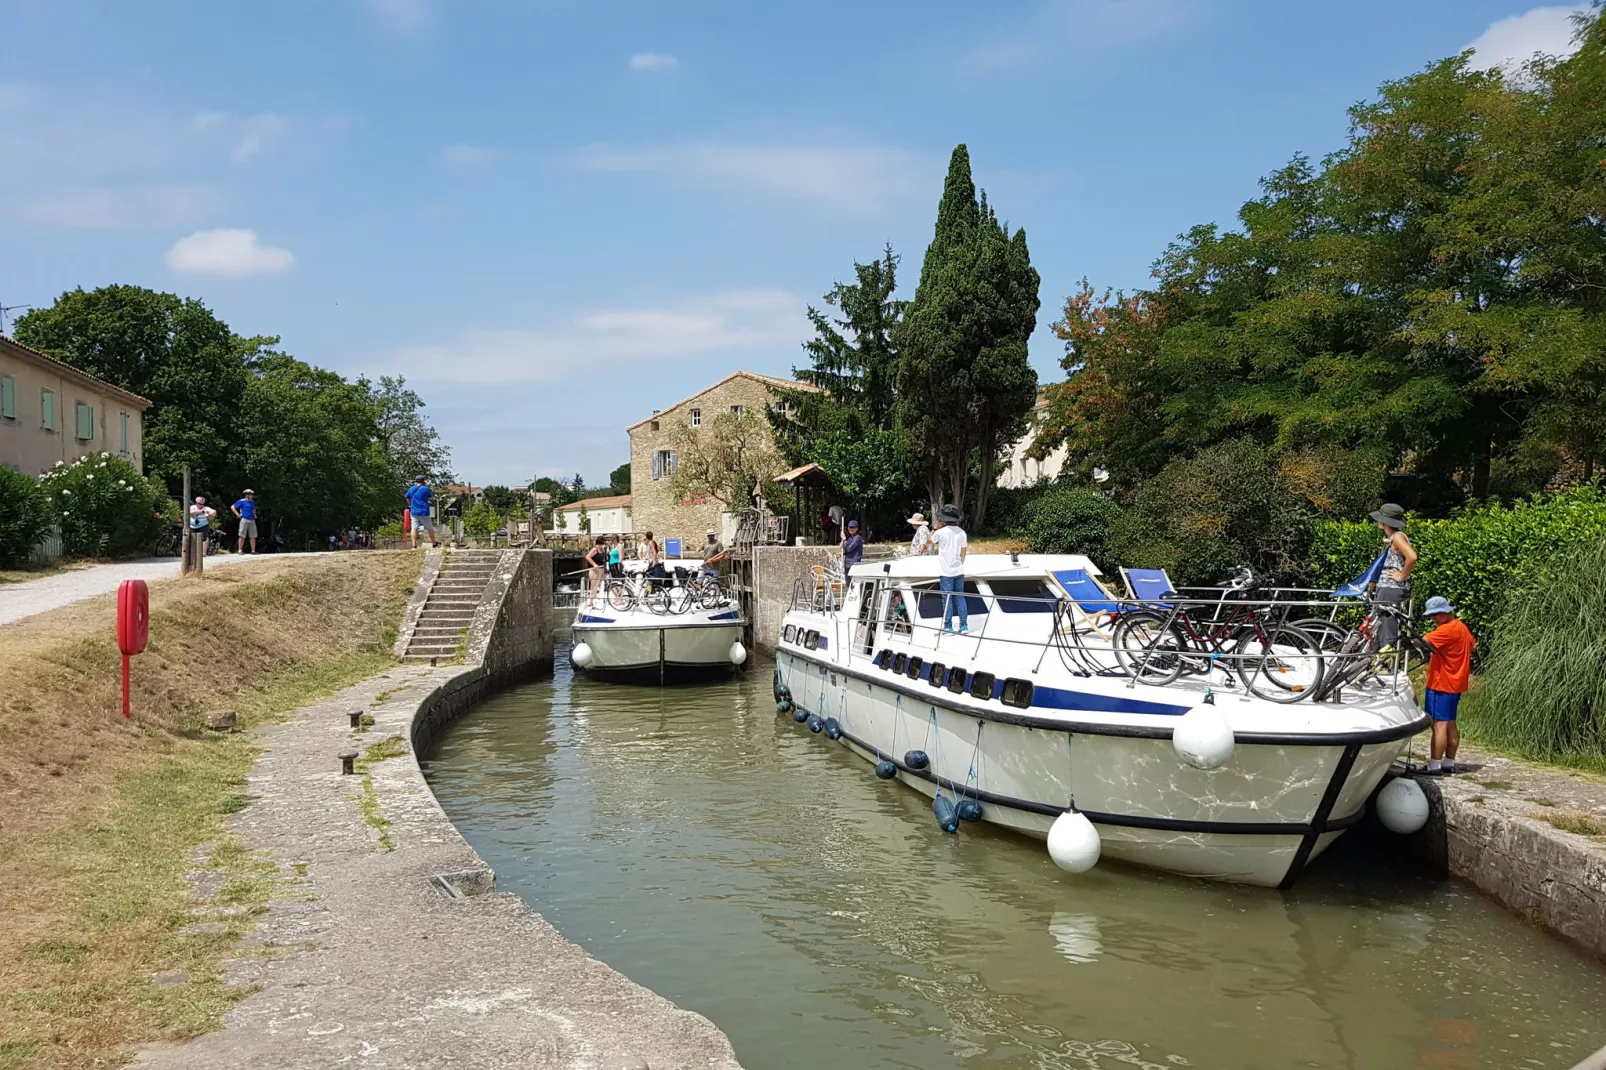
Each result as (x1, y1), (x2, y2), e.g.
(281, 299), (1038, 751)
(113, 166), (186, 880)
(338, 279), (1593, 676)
(180, 465), (194, 576)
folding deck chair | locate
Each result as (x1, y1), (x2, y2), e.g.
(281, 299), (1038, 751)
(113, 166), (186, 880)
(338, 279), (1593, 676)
(1049, 568), (1124, 638)
(1120, 567), (1178, 609)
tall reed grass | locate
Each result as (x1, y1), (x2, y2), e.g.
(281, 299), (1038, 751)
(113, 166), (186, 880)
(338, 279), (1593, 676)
(1461, 538), (1606, 768)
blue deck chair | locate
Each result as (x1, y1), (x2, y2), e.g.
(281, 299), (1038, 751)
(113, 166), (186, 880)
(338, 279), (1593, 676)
(1331, 551), (1386, 600)
(1050, 568), (1124, 631)
(1121, 567), (1177, 609)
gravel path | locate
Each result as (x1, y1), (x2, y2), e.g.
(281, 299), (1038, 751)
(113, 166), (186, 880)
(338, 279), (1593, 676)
(0, 554), (307, 627)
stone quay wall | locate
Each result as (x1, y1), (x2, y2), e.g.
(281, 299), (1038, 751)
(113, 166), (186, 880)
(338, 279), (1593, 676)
(750, 544), (842, 654)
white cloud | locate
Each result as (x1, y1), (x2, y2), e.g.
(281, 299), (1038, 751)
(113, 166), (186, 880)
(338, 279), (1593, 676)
(960, 0), (1184, 76)
(14, 186), (217, 230)
(1466, 6), (1586, 71)
(573, 143), (925, 214)
(437, 144), (500, 170)
(368, 0), (431, 32)
(166, 228), (295, 276)
(629, 52), (680, 71)
(190, 111), (291, 163)
(391, 291), (804, 385)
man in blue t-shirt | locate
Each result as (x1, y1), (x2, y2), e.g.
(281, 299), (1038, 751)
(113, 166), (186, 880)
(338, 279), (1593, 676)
(231, 489), (258, 554)
(405, 476), (436, 549)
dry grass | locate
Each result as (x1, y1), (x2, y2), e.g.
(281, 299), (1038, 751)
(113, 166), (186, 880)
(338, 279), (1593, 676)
(0, 553), (416, 1070)
(1538, 809), (1606, 838)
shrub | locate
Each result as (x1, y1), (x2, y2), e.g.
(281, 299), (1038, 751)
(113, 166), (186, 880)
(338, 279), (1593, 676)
(463, 499), (503, 537)
(41, 453), (174, 558)
(1309, 487), (1606, 646)
(1460, 539), (1606, 767)
(1021, 485), (1122, 568)
(983, 481), (1053, 537)
(0, 467), (54, 567)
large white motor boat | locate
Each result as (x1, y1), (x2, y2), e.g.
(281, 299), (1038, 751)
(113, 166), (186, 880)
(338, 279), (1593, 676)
(774, 554), (1427, 888)
(572, 561), (748, 684)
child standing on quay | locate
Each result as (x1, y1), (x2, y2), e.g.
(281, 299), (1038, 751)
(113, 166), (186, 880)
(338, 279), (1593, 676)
(1419, 595), (1474, 775)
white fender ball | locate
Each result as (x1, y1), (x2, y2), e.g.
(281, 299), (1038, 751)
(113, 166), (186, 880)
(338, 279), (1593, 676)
(1047, 810), (1101, 873)
(729, 641), (747, 665)
(1376, 776), (1430, 835)
(1172, 705), (1235, 769)
(572, 642), (594, 668)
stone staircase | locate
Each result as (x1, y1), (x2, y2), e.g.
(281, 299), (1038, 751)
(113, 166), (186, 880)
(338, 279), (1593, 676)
(400, 550), (507, 663)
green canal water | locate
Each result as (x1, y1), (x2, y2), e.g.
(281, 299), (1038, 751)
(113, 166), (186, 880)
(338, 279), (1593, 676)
(420, 645), (1606, 1070)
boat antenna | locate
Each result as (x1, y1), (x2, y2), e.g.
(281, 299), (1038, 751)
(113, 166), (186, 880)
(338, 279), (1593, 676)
(0, 302), (31, 334)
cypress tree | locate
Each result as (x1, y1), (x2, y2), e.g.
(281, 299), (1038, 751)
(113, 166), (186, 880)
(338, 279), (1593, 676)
(895, 145), (1039, 521)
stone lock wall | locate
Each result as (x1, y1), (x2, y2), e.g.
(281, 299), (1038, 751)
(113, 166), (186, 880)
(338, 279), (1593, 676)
(751, 544), (843, 654)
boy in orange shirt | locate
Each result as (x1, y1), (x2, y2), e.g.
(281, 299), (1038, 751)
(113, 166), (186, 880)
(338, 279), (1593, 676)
(1418, 596), (1474, 775)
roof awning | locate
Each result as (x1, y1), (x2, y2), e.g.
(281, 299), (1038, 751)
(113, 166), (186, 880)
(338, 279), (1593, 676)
(773, 463), (831, 486)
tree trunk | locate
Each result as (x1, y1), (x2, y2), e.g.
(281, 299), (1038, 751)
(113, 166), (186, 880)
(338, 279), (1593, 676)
(970, 449), (995, 530)
(1471, 433), (1492, 500)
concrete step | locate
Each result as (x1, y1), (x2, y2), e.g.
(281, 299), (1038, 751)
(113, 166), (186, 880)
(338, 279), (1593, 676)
(405, 638), (461, 651)
(417, 613), (475, 624)
(413, 626), (471, 637)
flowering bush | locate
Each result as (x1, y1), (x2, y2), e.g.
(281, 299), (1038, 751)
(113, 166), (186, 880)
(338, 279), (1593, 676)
(40, 453), (176, 558)
(0, 466), (54, 567)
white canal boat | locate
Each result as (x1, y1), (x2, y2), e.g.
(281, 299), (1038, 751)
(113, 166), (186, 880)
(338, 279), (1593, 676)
(572, 561), (748, 684)
(774, 554), (1428, 888)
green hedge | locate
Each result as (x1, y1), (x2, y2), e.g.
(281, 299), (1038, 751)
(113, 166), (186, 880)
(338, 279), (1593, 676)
(1309, 488), (1606, 648)
(0, 467), (54, 568)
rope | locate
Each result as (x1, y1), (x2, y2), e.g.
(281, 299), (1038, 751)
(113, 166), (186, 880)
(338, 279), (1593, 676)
(964, 719), (984, 798)
(1065, 732), (1078, 811)
(928, 707), (952, 804)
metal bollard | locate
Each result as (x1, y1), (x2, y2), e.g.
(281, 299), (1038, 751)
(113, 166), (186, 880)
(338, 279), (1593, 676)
(348, 710), (364, 728)
(339, 750), (358, 775)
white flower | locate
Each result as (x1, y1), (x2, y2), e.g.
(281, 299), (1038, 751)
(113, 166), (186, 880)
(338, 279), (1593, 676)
(86, 474), (94, 480)
(61, 489), (71, 496)
(55, 460), (65, 468)
(118, 479), (127, 486)
(62, 511), (70, 517)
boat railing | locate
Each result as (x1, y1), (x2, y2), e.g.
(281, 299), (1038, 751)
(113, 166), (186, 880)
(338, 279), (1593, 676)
(785, 576), (1415, 706)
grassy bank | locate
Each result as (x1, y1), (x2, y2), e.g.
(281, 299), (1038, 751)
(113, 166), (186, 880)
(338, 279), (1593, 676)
(0, 553), (417, 1070)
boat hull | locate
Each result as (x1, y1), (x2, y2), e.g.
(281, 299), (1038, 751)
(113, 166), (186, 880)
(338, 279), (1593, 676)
(573, 612), (745, 685)
(775, 650), (1418, 888)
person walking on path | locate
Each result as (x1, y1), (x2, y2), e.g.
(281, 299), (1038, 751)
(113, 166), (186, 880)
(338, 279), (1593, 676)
(1369, 503), (1416, 650)
(231, 489), (258, 554)
(405, 476), (436, 549)
(1418, 596), (1474, 775)
(185, 496), (217, 575)
(932, 503), (969, 633)
(906, 512), (931, 556)
(842, 519), (864, 572)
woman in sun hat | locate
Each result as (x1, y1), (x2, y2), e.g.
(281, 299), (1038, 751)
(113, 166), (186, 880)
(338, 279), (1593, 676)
(907, 511), (931, 556)
(1369, 502), (1416, 650)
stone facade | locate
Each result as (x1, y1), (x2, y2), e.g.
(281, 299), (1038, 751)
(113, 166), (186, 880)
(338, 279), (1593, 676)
(627, 371), (809, 549)
(554, 494), (632, 536)
(0, 335), (151, 475)
(997, 389), (1068, 489)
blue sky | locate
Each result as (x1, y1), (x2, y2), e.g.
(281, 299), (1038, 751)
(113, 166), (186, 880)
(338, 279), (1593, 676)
(0, 1), (1587, 488)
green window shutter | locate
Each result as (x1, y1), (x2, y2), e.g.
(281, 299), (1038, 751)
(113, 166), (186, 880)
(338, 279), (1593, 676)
(0, 376), (15, 419)
(76, 402), (94, 440)
(41, 390), (55, 430)
(120, 412), (129, 452)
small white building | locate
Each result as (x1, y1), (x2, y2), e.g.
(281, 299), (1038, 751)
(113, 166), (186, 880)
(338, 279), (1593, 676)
(997, 390), (1068, 488)
(554, 494), (633, 536)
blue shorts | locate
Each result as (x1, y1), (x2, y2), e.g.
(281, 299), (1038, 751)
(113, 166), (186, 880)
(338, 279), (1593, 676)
(1424, 688), (1462, 722)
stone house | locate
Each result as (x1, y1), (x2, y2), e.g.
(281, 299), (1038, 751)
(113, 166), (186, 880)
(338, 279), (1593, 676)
(0, 334), (151, 475)
(627, 371), (812, 546)
(554, 494), (632, 536)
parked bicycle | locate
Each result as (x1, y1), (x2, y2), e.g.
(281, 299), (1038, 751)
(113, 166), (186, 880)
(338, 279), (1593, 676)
(1112, 567), (1324, 703)
(602, 563), (730, 615)
(1302, 599), (1420, 701)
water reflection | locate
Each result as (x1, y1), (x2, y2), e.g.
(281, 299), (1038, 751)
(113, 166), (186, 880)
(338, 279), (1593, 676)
(420, 644), (1606, 1070)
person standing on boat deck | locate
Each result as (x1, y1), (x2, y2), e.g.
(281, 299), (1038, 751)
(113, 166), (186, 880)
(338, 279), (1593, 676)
(932, 503), (970, 633)
(1418, 596), (1474, 775)
(842, 520), (864, 572)
(907, 512), (931, 555)
(700, 529), (727, 583)
(584, 540), (609, 605)
(607, 534), (624, 578)
(1369, 503), (1416, 650)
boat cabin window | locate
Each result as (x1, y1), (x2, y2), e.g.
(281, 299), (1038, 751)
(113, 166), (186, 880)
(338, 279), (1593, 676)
(783, 624), (796, 644)
(946, 667), (968, 694)
(985, 579), (1058, 614)
(875, 649), (893, 670)
(892, 652), (908, 674)
(916, 581), (988, 619)
(883, 589), (913, 636)
(969, 671), (997, 701)
(1001, 678), (1034, 708)
(804, 629), (820, 650)
(905, 656), (923, 681)
(927, 661), (947, 688)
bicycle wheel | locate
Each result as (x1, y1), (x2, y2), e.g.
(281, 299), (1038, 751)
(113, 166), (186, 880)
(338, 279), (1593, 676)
(605, 581), (636, 613)
(1310, 628), (1373, 701)
(1112, 611), (1188, 686)
(666, 584), (696, 614)
(1234, 625), (1323, 703)
(698, 583), (727, 610)
(1293, 618), (1348, 653)
(642, 584), (672, 615)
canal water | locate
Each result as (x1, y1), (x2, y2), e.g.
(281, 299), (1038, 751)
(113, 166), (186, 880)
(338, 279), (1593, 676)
(420, 645), (1606, 1070)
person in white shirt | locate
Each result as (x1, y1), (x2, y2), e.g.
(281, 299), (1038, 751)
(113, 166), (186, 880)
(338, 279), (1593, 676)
(930, 503), (969, 632)
(827, 503), (846, 543)
(906, 512), (932, 555)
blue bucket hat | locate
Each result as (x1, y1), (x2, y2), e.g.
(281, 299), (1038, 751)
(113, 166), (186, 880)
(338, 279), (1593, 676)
(1422, 596), (1454, 616)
